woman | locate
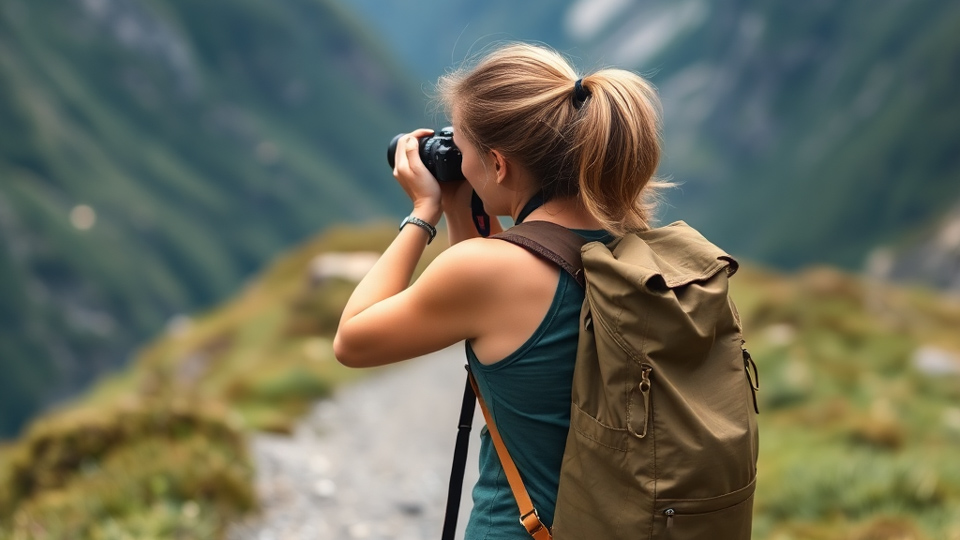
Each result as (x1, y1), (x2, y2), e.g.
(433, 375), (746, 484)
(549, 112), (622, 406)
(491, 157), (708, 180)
(334, 42), (664, 539)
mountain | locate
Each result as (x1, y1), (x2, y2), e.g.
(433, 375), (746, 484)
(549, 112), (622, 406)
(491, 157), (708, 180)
(881, 202), (960, 292)
(0, 0), (425, 436)
(344, 0), (960, 283)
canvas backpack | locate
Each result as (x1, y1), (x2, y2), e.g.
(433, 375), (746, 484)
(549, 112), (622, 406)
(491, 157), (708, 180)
(441, 220), (760, 540)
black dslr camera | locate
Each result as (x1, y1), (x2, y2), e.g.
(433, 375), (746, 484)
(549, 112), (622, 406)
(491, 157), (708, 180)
(387, 127), (465, 182)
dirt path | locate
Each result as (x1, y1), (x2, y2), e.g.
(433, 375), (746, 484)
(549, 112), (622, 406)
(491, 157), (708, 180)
(226, 345), (482, 540)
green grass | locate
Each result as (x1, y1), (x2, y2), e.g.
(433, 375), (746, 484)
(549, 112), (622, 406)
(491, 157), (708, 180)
(0, 399), (253, 540)
(732, 266), (960, 539)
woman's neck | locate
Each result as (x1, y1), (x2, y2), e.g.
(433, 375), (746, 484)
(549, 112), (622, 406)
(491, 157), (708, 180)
(519, 196), (605, 230)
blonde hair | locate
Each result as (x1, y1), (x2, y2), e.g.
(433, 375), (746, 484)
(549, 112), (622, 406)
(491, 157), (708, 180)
(436, 42), (666, 235)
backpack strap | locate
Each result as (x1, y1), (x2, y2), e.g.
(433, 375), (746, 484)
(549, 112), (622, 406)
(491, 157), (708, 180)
(492, 221), (589, 288)
(468, 370), (554, 540)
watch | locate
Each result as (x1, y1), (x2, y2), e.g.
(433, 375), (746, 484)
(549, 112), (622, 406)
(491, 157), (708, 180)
(399, 215), (437, 244)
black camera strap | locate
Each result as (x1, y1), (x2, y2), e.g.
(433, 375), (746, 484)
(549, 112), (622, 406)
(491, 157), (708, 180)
(441, 368), (478, 540)
(515, 193), (545, 225)
(471, 191), (491, 237)
(471, 190), (546, 237)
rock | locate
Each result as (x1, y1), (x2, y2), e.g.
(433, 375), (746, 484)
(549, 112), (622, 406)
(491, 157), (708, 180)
(309, 252), (381, 285)
(912, 345), (960, 376)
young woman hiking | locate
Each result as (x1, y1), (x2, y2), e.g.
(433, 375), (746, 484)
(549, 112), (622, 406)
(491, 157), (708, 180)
(334, 42), (664, 539)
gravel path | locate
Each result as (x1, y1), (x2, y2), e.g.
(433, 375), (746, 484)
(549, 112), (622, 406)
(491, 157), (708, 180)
(226, 345), (482, 540)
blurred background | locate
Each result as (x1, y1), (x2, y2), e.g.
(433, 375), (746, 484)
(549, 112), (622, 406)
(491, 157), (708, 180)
(1, 0), (958, 538)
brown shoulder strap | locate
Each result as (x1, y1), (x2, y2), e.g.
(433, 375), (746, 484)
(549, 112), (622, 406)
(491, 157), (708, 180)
(492, 221), (588, 288)
(468, 372), (553, 540)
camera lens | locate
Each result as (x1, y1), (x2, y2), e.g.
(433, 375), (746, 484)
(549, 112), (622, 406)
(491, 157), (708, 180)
(386, 133), (405, 169)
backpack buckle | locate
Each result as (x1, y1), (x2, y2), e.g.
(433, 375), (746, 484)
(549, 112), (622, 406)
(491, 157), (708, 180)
(520, 508), (547, 535)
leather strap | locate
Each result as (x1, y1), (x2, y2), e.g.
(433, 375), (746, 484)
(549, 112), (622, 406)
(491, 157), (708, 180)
(468, 371), (553, 540)
(492, 221), (589, 288)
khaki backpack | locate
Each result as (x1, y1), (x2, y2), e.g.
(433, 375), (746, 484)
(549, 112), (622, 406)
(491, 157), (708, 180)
(470, 220), (760, 540)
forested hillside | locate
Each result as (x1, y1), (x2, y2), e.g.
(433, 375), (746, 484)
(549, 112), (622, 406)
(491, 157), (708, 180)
(0, 0), (424, 436)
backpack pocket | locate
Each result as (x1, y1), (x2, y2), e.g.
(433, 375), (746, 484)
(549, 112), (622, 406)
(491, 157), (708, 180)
(652, 477), (756, 539)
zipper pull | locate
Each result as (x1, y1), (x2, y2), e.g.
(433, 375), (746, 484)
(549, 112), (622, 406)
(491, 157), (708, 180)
(742, 348), (760, 414)
(664, 508), (675, 529)
(631, 367), (652, 439)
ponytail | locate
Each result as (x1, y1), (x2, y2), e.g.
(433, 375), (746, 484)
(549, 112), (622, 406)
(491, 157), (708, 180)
(437, 43), (666, 235)
(574, 70), (664, 234)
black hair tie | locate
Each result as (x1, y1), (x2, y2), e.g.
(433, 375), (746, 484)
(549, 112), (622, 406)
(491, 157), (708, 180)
(573, 78), (591, 109)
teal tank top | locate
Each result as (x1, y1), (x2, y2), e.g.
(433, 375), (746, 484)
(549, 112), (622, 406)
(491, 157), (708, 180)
(464, 229), (611, 540)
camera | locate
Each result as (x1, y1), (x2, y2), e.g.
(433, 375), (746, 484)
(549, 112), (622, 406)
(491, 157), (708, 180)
(387, 127), (465, 182)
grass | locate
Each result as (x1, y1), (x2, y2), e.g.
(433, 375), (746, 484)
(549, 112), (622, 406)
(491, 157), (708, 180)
(0, 398), (253, 539)
(732, 266), (960, 539)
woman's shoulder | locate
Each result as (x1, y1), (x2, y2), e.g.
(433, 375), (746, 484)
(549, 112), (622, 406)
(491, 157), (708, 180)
(441, 235), (557, 271)
(422, 236), (558, 295)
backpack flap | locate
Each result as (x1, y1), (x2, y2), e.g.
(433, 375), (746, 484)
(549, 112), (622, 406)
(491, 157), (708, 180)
(610, 220), (738, 289)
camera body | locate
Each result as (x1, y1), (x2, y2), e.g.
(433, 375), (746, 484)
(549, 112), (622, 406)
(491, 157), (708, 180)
(387, 127), (465, 183)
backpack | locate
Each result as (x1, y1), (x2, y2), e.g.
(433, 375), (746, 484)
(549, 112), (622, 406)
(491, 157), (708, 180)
(442, 220), (760, 540)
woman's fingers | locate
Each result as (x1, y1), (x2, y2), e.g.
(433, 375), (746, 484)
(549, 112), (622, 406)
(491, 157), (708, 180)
(393, 135), (411, 176)
(393, 129), (434, 177)
(392, 129), (442, 214)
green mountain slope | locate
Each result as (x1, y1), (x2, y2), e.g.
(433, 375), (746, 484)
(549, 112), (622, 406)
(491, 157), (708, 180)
(0, 0), (424, 436)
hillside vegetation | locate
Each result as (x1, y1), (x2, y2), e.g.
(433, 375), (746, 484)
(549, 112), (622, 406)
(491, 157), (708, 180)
(1, 225), (959, 539)
(0, 0), (425, 436)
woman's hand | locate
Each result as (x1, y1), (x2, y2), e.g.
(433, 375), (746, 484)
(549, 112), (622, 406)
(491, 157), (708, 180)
(393, 129), (442, 225)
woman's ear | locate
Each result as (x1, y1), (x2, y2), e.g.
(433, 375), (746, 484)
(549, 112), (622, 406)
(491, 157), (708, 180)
(490, 150), (508, 185)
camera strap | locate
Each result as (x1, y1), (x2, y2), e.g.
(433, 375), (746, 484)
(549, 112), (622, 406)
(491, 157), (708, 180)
(471, 190), (492, 237)
(471, 190), (546, 238)
(515, 193), (545, 225)
(441, 368), (478, 540)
